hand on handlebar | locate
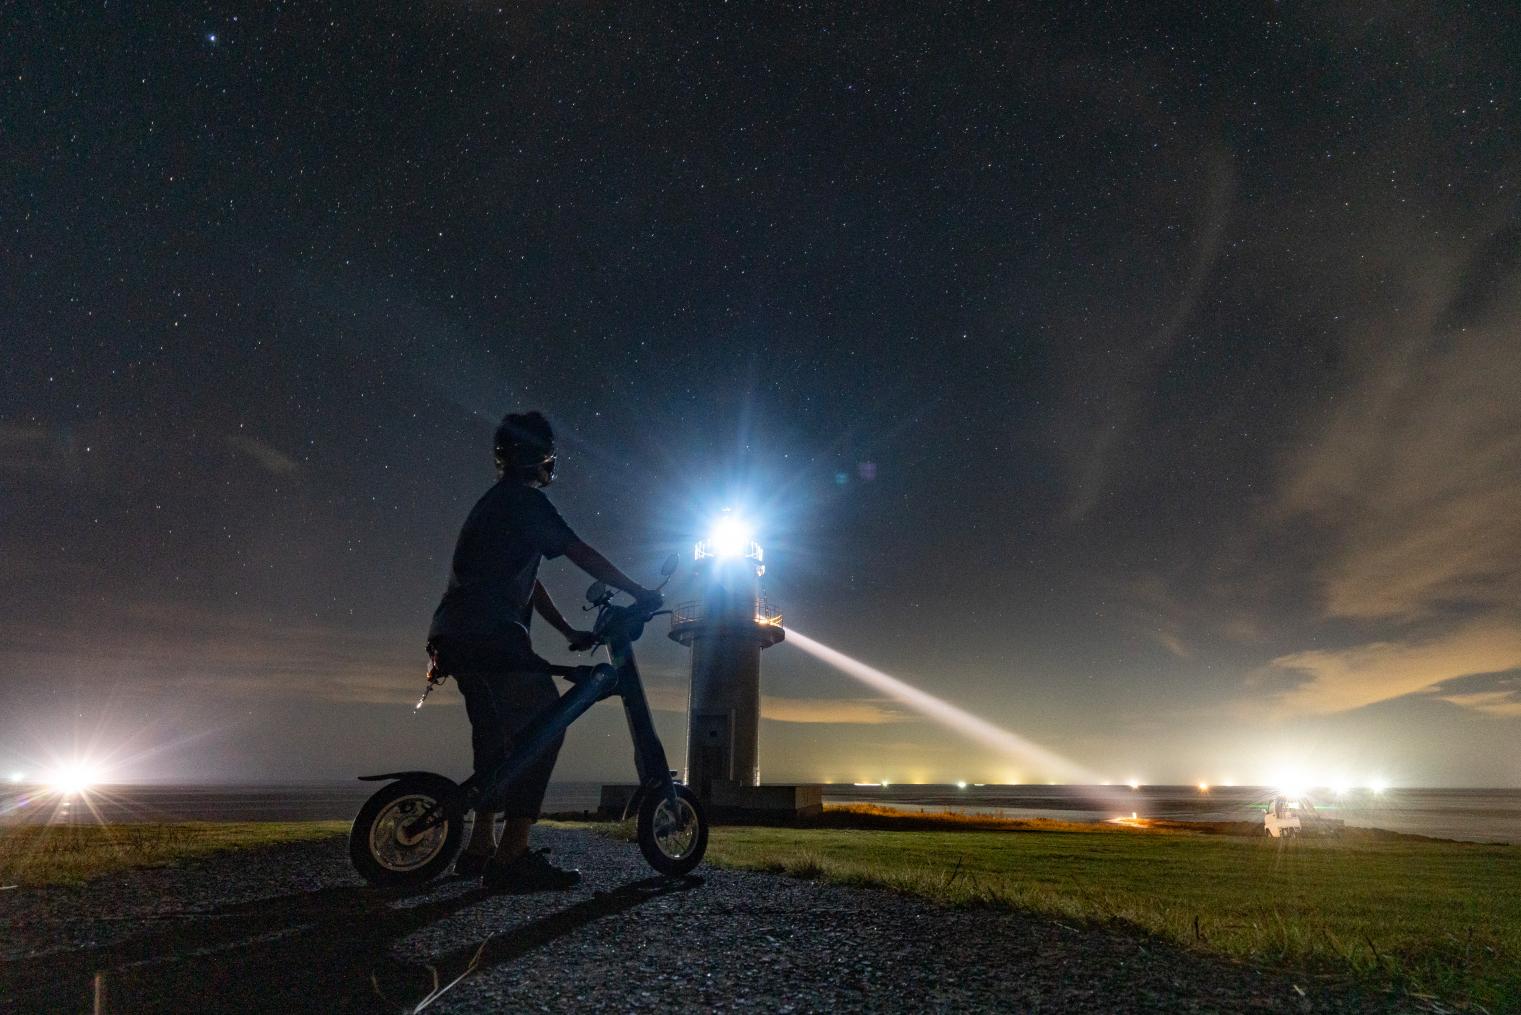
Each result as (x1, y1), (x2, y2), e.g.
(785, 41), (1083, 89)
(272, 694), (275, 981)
(566, 629), (598, 652)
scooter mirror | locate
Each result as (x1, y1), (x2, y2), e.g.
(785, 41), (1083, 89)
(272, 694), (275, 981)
(585, 580), (608, 604)
(660, 553), (679, 577)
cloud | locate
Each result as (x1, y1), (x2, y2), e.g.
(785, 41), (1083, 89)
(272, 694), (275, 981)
(1063, 151), (1235, 521)
(1269, 620), (1521, 714)
(227, 434), (301, 475)
(0, 423), (51, 465)
(0, 422), (100, 481)
(1277, 251), (1521, 623)
(1437, 689), (1521, 718)
(641, 684), (905, 724)
(0, 599), (420, 706)
(761, 696), (904, 725)
(1151, 630), (1191, 659)
(1261, 213), (1521, 718)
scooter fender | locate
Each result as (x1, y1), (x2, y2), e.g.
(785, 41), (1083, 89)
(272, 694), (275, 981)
(357, 770), (452, 783)
(618, 777), (680, 821)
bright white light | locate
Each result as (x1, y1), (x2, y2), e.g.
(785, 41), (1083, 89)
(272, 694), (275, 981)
(785, 629), (1097, 783)
(1198, 782), (1210, 792)
(705, 514), (755, 558)
(46, 762), (100, 796)
(1329, 776), (1352, 795)
(880, 780), (891, 788)
(7, 771), (24, 784)
(956, 780), (968, 789)
(1369, 777), (1389, 794)
(1272, 768), (1307, 798)
(1128, 778), (1140, 790)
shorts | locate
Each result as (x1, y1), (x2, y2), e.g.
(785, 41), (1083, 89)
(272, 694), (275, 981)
(442, 644), (564, 818)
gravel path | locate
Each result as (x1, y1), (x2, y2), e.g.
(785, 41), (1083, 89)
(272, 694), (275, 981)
(0, 826), (1410, 1013)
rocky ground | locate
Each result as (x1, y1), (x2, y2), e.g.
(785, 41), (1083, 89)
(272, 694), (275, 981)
(0, 826), (1411, 1013)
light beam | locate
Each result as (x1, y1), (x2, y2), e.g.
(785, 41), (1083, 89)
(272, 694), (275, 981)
(784, 628), (1098, 783)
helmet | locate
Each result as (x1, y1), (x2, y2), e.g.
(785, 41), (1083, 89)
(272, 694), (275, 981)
(493, 411), (556, 486)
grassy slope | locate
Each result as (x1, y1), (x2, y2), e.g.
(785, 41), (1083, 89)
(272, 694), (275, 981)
(688, 821), (1520, 1009)
(0, 822), (348, 887)
(5, 816), (1515, 1006)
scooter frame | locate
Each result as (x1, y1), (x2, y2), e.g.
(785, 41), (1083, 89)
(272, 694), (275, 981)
(376, 601), (681, 843)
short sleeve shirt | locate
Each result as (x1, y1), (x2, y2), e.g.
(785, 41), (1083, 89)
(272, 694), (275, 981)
(428, 481), (578, 644)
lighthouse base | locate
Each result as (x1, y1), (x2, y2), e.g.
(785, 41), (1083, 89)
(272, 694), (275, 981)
(599, 781), (823, 822)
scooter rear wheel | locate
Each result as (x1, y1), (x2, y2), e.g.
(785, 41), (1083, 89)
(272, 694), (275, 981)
(637, 784), (707, 876)
(350, 774), (463, 888)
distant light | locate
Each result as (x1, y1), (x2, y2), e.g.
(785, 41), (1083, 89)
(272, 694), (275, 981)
(1128, 778), (1140, 790)
(880, 780), (891, 788)
(1369, 777), (1389, 794)
(45, 762), (101, 796)
(207, 32), (218, 43)
(956, 780), (968, 789)
(1131, 811), (1138, 820)
(1274, 769), (1306, 798)
(1197, 782), (1210, 792)
(7, 771), (24, 784)
(1329, 776), (1352, 795)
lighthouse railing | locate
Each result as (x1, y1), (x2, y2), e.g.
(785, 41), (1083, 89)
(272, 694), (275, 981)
(670, 598), (783, 630)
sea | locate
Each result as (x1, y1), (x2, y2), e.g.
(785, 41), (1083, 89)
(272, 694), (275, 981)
(3, 783), (1518, 844)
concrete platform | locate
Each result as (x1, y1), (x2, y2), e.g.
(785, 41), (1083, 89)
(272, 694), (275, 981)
(599, 782), (823, 822)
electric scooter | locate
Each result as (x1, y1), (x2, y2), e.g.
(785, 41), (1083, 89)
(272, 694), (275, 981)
(349, 554), (707, 887)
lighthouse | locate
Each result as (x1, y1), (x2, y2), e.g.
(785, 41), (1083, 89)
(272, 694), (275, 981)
(668, 514), (785, 795)
(598, 511), (821, 821)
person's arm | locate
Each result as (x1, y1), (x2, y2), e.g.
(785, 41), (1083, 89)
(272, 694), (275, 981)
(532, 580), (597, 650)
(564, 539), (657, 602)
(531, 580), (575, 637)
(519, 490), (658, 606)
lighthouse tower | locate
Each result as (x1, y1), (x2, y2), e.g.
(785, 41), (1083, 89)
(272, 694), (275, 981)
(668, 515), (784, 798)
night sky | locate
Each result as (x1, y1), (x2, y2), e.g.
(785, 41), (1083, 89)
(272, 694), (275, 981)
(5, 4), (1520, 787)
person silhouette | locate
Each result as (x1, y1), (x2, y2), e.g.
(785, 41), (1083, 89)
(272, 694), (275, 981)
(427, 410), (659, 890)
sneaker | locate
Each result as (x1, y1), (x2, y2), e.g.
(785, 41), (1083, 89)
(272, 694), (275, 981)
(481, 848), (582, 892)
(453, 850), (492, 878)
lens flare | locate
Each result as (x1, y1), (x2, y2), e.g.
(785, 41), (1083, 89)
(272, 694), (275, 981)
(784, 629), (1097, 783)
(46, 762), (101, 795)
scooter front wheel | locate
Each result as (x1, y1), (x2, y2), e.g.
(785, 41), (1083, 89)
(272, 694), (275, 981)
(350, 774), (463, 887)
(637, 784), (707, 876)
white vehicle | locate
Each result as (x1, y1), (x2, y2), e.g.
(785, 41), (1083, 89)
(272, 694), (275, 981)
(1264, 796), (1304, 838)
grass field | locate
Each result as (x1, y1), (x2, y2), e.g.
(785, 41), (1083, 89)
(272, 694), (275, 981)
(0, 822), (348, 887)
(5, 814), (1515, 1008)
(658, 811), (1519, 1010)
